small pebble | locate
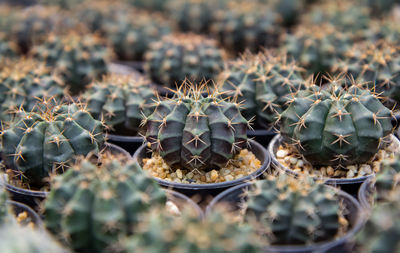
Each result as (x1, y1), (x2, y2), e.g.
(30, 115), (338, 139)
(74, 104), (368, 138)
(277, 149), (288, 158)
(289, 157), (298, 165)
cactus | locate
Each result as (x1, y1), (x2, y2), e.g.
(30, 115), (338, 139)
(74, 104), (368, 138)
(0, 182), (9, 225)
(279, 75), (393, 166)
(31, 34), (109, 95)
(143, 83), (250, 171)
(127, 0), (169, 11)
(333, 41), (400, 107)
(105, 13), (171, 61)
(219, 52), (305, 128)
(374, 154), (400, 202)
(211, 1), (282, 54)
(144, 34), (224, 87)
(0, 224), (66, 253)
(44, 154), (166, 253)
(122, 208), (262, 253)
(1, 100), (105, 188)
(245, 175), (347, 245)
(283, 24), (354, 75)
(356, 194), (400, 253)
(363, 19), (400, 46)
(39, 0), (85, 9)
(82, 74), (156, 133)
(0, 34), (18, 63)
(365, 0), (400, 16)
(0, 60), (66, 122)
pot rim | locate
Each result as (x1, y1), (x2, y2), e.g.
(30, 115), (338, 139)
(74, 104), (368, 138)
(106, 133), (144, 142)
(206, 181), (365, 252)
(133, 139), (271, 190)
(6, 200), (43, 227)
(268, 134), (400, 185)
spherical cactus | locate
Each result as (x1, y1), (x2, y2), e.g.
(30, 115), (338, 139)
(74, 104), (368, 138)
(144, 34), (224, 87)
(245, 175), (347, 245)
(31, 33), (109, 95)
(44, 154), (167, 253)
(283, 24), (354, 75)
(0, 224), (66, 253)
(356, 195), (400, 253)
(363, 20), (400, 46)
(279, 75), (393, 166)
(211, 1), (282, 54)
(122, 208), (262, 253)
(1, 100), (105, 188)
(105, 13), (171, 61)
(0, 60), (66, 122)
(219, 52), (305, 128)
(143, 83), (250, 171)
(366, 0), (399, 16)
(374, 154), (400, 202)
(0, 35), (18, 63)
(82, 74), (157, 133)
(333, 41), (400, 107)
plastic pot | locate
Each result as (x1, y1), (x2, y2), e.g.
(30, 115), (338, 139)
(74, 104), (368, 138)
(106, 133), (144, 155)
(7, 200), (42, 227)
(165, 189), (203, 219)
(1, 142), (131, 211)
(247, 129), (276, 147)
(133, 139), (271, 198)
(268, 134), (400, 196)
(206, 182), (364, 253)
(112, 61), (145, 73)
(358, 178), (375, 210)
(108, 62), (143, 78)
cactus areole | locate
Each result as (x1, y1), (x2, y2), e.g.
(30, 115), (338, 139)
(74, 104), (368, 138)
(143, 83), (251, 171)
(280, 76), (393, 166)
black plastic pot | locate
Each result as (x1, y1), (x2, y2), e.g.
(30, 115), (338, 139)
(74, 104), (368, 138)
(358, 178), (374, 210)
(206, 182), (364, 253)
(1, 142), (131, 211)
(268, 134), (400, 196)
(7, 200), (42, 227)
(106, 133), (144, 155)
(112, 61), (145, 74)
(247, 129), (276, 147)
(133, 139), (271, 199)
(165, 189), (203, 219)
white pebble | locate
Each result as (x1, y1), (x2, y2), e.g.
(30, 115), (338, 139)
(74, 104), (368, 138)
(289, 157), (298, 165)
(360, 164), (372, 175)
(277, 149), (289, 158)
(347, 170), (355, 178)
(296, 160), (304, 168)
(347, 165), (357, 172)
(166, 201), (180, 216)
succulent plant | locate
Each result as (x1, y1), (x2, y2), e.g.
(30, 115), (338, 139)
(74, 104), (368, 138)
(82, 74), (156, 133)
(211, 1), (282, 54)
(0, 60), (66, 122)
(0, 35), (18, 63)
(219, 52), (305, 128)
(356, 194), (400, 253)
(122, 208), (262, 253)
(245, 175), (347, 245)
(0, 183), (9, 225)
(44, 154), (166, 253)
(1, 100), (105, 188)
(167, 0), (227, 33)
(365, 0), (400, 16)
(105, 13), (171, 61)
(374, 154), (400, 202)
(144, 34), (224, 87)
(279, 75), (393, 167)
(39, 0), (85, 9)
(127, 0), (169, 11)
(333, 41), (400, 107)
(283, 24), (354, 75)
(363, 20), (400, 45)
(0, 224), (66, 253)
(143, 83), (250, 171)
(31, 34), (109, 95)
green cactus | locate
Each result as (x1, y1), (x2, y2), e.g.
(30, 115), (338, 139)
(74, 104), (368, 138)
(105, 13), (171, 61)
(127, 0), (169, 11)
(245, 175), (346, 245)
(365, 0), (400, 16)
(144, 34), (224, 87)
(1, 100), (105, 188)
(374, 154), (400, 202)
(0, 182), (9, 225)
(283, 24), (354, 75)
(363, 20), (400, 45)
(0, 224), (66, 253)
(0, 60), (66, 122)
(0, 34), (18, 63)
(31, 34), (109, 95)
(356, 194), (400, 253)
(82, 74), (156, 133)
(333, 41), (400, 107)
(143, 83), (250, 171)
(219, 52), (305, 128)
(44, 154), (167, 253)
(122, 208), (262, 253)
(279, 75), (393, 166)
(211, 1), (282, 54)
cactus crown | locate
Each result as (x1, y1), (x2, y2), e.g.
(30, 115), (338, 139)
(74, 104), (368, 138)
(143, 82), (250, 171)
(83, 74), (156, 133)
(1, 98), (105, 188)
(280, 74), (393, 166)
(44, 153), (166, 253)
(145, 34), (224, 86)
(245, 175), (347, 245)
(219, 51), (305, 128)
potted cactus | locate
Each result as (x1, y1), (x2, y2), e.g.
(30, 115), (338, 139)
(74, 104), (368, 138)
(43, 153), (202, 253)
(81, 74), (157, 154)
(218, 51), (305, 146)
(0, 34), (18, 64)
(134, 82), (271, 197)
(207, 174), (364, 252)
(269, 75), (399, 194)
